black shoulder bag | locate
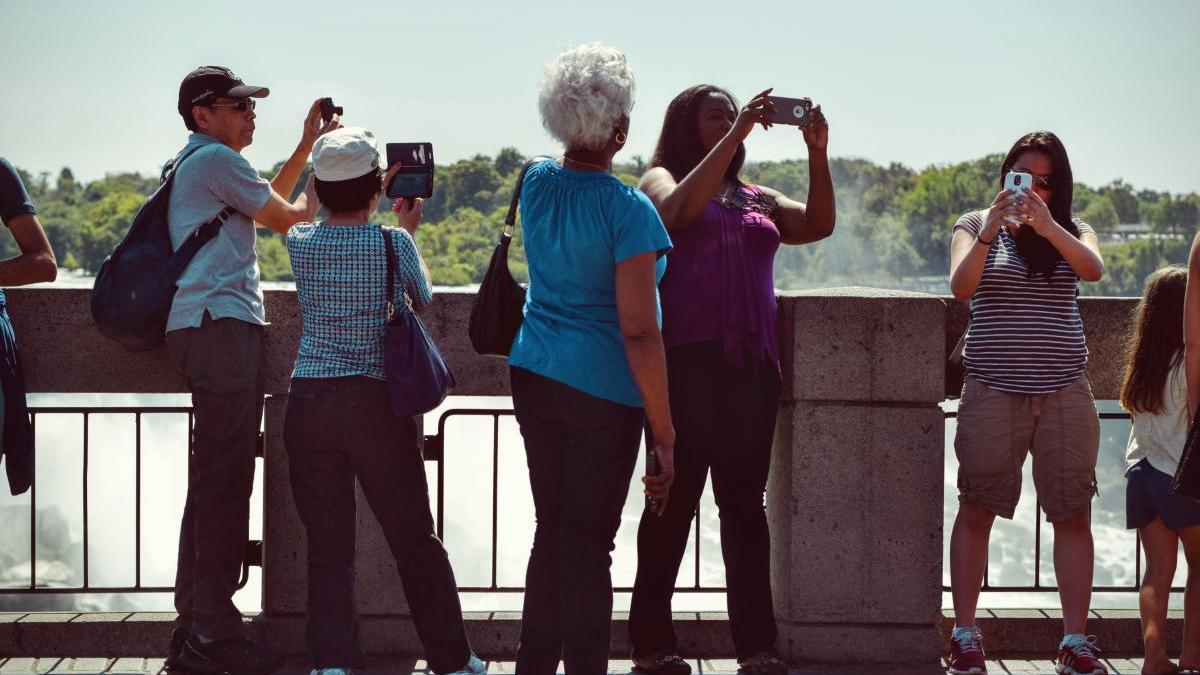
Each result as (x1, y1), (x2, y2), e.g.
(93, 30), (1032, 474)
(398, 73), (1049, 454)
(468, 156), (553, 357)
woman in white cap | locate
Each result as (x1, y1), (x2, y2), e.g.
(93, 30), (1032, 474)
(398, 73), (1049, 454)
(282, 126), (485, 675)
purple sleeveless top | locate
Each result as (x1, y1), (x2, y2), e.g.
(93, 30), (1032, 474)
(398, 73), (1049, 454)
(659, 185), (781, 369)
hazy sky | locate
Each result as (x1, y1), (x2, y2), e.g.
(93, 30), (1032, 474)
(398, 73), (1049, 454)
(3, 0), (1198, 193)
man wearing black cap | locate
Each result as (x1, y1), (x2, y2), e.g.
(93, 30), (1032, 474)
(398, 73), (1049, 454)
(164, 65), (338, 674)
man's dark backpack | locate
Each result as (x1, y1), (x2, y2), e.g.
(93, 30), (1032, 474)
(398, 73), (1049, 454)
(90, 146), (233, 351)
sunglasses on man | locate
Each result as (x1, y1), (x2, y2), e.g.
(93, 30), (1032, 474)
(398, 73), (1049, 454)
(207, 99), (256, 112)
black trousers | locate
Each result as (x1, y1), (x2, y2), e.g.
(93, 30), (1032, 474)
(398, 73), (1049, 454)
(629, 341), (781, 660)
(166, 314), (265, 642)
(283, 375), (471, 673)
(510, 367), (644, 675)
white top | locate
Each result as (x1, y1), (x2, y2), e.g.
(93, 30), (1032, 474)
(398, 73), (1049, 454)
(1125, 360), (1189, 475)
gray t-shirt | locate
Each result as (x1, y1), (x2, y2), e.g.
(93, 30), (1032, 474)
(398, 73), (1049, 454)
(166, 133), (273, 332)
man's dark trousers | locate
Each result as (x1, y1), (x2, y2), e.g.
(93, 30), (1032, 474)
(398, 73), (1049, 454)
(166, 313), (265, 642)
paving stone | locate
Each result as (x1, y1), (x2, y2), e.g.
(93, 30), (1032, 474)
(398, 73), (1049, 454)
(107, 658), (147, 674)
(0, 659), (37, 673)
(67, 659), (109, 673)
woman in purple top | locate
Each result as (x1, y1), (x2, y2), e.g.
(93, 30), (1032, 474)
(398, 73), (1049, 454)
(628, 85), (835, 675)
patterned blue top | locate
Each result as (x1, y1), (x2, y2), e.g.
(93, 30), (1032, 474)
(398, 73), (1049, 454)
(286, 223), (431, 380)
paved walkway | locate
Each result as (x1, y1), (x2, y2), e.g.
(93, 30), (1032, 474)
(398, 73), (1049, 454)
(0, 656), (1157, 674)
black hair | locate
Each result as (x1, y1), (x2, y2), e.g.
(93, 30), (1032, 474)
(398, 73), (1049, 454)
(182, 108), (200, 132)
(314, 168), (384, 213)
(1000, 131), (1079, 277)
(650, 84), (745, 184)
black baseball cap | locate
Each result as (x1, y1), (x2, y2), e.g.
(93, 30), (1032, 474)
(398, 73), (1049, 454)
(177, 66), (270, 120)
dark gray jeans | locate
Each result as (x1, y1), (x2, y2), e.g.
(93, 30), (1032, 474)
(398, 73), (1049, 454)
(510, 367), (644, 675)
(283, 375), (471, 673)
(166, 313), (265, 642)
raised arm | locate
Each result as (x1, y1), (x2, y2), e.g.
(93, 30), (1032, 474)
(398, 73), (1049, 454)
(253, 173), (319, 234)
(1017, 189), (1104, 282)
(950, 193), (1014, 300)
(638, 89), (774, 231)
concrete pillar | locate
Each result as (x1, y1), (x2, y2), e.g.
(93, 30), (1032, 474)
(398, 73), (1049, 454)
(260, 395), (424, 653)
(769, 288), (946, 665)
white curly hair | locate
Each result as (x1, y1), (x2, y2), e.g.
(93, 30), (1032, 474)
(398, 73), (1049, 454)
(538, 42), (635, 151)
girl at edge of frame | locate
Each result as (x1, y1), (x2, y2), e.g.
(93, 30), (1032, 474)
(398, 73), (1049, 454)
(628, 85), (834, 675)
(1120, 264), (1200, 674)
(946, 131), (1109, 675)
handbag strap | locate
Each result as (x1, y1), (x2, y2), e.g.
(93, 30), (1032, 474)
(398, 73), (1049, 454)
(502, 155), (555, 238)
(381, 226), (400, 314)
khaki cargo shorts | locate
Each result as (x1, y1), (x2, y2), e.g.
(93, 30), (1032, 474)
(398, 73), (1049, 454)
(954, 374), (1100, 523)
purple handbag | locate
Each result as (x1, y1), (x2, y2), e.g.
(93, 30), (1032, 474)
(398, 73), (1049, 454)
(381, 227), (454, 417)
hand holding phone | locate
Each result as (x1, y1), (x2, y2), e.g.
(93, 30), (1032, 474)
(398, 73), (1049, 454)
(1002, 172), (1032, 226)
(385, 142), (435, 199)
(765, 95), (814, 127)
(320, 97), (343, 124)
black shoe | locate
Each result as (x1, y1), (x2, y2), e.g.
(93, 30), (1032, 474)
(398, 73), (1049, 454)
(736, 651), (788, 675)
(164, 629), (188, 672)
(176, 634), (286, 675)
(632, 650), (692, 675)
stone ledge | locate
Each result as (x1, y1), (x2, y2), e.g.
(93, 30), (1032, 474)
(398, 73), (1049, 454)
(3, 612), (1178, 660)
(0, 611), (734, 659)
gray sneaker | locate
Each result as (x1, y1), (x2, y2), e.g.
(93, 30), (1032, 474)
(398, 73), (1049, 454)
(445, 653), (487, 674)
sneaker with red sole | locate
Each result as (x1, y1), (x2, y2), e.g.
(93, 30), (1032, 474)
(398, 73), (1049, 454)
(1055, 635), (1108, 675)
(947, 627), (987, 675)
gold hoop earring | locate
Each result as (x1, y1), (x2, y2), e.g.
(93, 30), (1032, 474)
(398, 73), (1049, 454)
(614, 131), (628, 145)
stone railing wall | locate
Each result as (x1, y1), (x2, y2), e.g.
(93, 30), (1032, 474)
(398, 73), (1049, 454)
(3, 288), (1139, 664)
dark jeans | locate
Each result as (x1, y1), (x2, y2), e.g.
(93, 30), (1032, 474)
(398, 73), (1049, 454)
(629, 341), (781, 661)
(283, 375), (471, 673)
(166, 314), (265, 642)
(510, 367), (644, 675)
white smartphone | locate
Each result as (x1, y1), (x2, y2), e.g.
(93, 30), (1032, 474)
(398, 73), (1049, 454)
(1002, 171), (1033, 225)
(1004, 171), (1033, 193)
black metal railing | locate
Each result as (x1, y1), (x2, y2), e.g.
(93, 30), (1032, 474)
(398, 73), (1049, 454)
(0, 406), (258, 596)
(425, 408), (723, 593)
(942, 409), (1185, 594)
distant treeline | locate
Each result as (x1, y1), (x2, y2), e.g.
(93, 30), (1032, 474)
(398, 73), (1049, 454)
(10, 148), (1198, 296)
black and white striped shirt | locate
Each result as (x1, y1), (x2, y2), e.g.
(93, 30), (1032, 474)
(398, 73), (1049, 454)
(956, 210), (1094, 395)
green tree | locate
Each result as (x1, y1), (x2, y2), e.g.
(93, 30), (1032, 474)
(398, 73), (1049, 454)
(494, 147), (525, 177)
(1079, 194), (1119, 233)
(1101, 179), (1140, 224)
(77, 191), (143, 272)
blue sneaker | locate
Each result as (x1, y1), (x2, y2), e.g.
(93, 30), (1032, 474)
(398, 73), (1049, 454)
(445, 653), (487, 674)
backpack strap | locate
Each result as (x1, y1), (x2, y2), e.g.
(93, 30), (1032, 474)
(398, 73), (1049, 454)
(191, 206), (236, 243)
(159, 144), (207, 185)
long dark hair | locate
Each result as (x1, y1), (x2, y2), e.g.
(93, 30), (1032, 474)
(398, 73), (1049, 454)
(650, 84), (745, 184)
(999, 131), (1079, 277)
(1120, 265), (1186, 415)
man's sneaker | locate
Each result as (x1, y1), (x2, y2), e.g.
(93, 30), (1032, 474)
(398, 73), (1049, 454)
(445, 653), (487, 675)
(947, 626), (987, 674)
(311, 670), (352, 675)
(736, 651), (787, 675)
(1055, 635), (1108, 675)
(176, 634), (286, 675)
(632, 649), (692, 675)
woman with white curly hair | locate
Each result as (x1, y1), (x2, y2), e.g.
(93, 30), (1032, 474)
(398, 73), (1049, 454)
(507, 42), (676, 674)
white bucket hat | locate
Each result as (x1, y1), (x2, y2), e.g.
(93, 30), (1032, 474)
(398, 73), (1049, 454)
(312, 127), (381, 181)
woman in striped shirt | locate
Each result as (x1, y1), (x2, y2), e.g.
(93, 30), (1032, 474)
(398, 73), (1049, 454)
(945, 132), (1108, 675)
